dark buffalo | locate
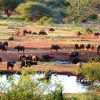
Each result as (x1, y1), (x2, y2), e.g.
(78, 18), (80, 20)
(41, 54), (53, 62)
(38, 31), (47, 35)
(49, 28), (55, 32)
(32, 56), (40, 61)
(23, 30), (32, 35)
(51, 45), (61, 52)
(3, 42), (8, 47)
(0, 58), (2, 64)
(74, 44), (80, 50)
(23, 30), (28, 35)
(97, 45), (100, 54)
(77, 31), (82, 37)
(69, 51), (80, 64)
(14, 46), (25, 53)
(32, 32), (37, 35)
(19, 55), (26, 61)
(20, 60), (37, 68)
(80, 44), (85, 50)
(91, 45), (94, 50)
(7, 61), (16, 70)
(94, 33), (100, 38)
(8, 37), (14, 40)
(0, 42), (7, 51)
(86, 44), (91, 50)
(19, 54), (39, 61)
(28, 31), (32, 34)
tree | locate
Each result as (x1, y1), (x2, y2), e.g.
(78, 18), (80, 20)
(0, 0), (25, 17)
(67, 0), (100, 23)
(44, 0), (70, 8)
(79, 62), (100, 82)
(16, 2), (53, 21)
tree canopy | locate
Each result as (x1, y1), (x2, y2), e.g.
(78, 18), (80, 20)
(0, 0), (25, 16)
(16, 2), (53, 21)
(0, 0), (99, 23)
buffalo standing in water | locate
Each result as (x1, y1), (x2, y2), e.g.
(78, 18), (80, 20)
(19, 55), (32, 61)
(41, 54), (53, 62)
(69, 51), (80, 64)
(14, 46), (25, 53)
(20, 60), (37, 68)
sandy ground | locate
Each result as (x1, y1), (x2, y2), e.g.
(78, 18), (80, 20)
(0, 26), (99, 74)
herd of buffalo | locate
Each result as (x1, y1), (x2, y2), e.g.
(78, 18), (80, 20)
(0, 27), (100, 71)
(77, 28), (100, 38)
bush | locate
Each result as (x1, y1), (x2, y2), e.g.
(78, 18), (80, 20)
(36, 17), (54, 25)
(79, 62), (100, 82)
(16, 2), (53, 21)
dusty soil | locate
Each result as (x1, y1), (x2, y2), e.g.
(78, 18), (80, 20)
(0, 26), (99, 75)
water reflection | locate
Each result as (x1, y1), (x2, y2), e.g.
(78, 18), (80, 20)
(0, 74), (90, 93)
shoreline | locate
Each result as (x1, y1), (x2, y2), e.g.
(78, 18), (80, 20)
(0, 70), (76, 76)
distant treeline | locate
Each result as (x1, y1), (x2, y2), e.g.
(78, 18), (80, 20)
(0, 0), (100, 23)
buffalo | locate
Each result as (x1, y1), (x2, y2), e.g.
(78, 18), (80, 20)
(0, 58), (2, 64)
(49, 28), (55, 32)
(0, 42), (7, 51)
(19, 54), (26, 61)
(51, 45), (61, 52)
(97, 45), (100, 54)
(14, 46), (25, 53)
(23, 30), (28, 35)
(86, 44), (91, 50)
(8, 37), (14, 40)
(38, 31), (47, 35)
(74, 44), (80, 50)
(41, 54), (53, 62)
(69, 51), (80, 64)
(7, 61), (16, 70)
(32, 32), (37, 35)
(32, 56), (40, 61)
(91, 45), (94, 50)
(77, 31), (82, 37)
(3, 42), (8, 47)
(19, 54), (40, 61)
(20, 60), (37, 68)
(94, 33), (100, 38)
(80, 44), (85, 50)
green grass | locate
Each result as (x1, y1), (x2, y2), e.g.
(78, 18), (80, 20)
(47, 33), (76, 38)
(35, 23), (100, 32)
(0, 30), (15, 34)
(0, 20), (25, 27)
(0, 35), (8, 40)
